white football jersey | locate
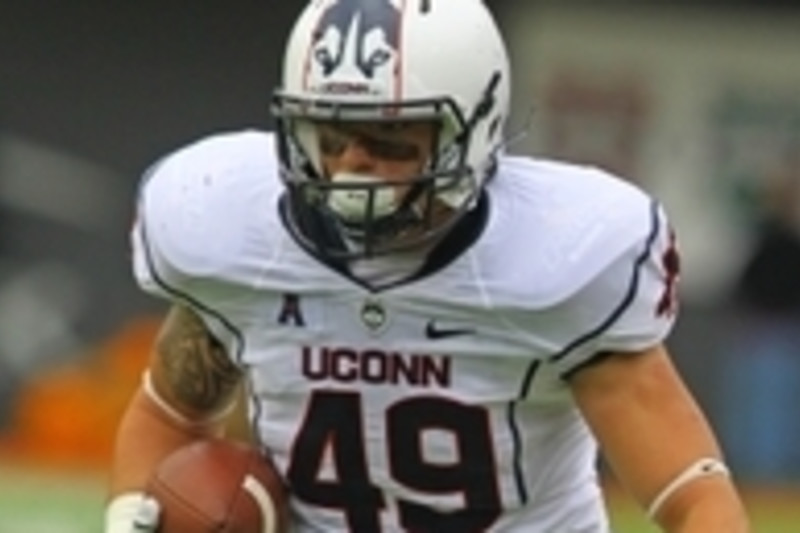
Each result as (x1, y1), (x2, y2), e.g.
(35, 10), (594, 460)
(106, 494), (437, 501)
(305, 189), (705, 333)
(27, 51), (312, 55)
(131, 130), (678, 532)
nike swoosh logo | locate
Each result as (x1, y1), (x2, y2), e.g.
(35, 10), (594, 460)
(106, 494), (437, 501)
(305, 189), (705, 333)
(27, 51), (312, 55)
(425, 320), (475, 340)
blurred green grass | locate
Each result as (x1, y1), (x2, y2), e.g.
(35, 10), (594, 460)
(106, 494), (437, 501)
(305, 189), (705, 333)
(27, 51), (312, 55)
(0, 464), (797, 532)
(0, 464), (105, 533)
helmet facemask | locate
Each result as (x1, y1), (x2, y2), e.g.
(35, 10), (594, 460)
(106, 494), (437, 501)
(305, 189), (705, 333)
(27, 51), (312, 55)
(273, 94), (485, 259)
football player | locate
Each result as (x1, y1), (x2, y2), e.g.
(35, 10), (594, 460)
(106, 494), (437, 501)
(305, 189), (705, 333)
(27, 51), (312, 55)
(106, 0), (750, 531)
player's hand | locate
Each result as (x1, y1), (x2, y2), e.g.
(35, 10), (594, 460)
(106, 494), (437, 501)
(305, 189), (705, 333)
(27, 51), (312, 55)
(105, 493), (161, 533)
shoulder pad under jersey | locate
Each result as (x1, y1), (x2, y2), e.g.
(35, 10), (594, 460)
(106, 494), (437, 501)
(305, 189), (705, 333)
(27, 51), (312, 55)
(131, 130), (281, 298)
(485, 157), (658, 308)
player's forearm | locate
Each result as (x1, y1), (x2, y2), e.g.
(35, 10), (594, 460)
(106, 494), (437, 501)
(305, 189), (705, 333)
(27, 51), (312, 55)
(108, 387), (224, 496)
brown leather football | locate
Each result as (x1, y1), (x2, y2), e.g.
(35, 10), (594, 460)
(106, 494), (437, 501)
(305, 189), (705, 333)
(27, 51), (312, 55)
(145, 438), (288, 533)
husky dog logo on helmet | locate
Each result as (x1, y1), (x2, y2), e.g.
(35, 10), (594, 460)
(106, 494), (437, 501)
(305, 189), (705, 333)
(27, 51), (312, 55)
(310, 0), (401, 90)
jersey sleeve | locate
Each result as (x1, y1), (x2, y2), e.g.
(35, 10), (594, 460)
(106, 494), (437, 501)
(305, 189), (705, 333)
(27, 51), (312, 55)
(551, 201), (680, 377)
(595, 201), (678, 351)
(131, 162), (169, 301)
(129, 165), (240, 357)
(129, 137), (271, 361)
(129, 156), (206, 304)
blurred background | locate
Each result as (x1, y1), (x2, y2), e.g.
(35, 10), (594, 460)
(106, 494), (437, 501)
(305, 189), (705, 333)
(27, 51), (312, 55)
(1, 1), (799, 531)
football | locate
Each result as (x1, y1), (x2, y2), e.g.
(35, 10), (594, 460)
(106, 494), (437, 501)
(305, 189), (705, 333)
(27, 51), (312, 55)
(145, 438), (288, 533)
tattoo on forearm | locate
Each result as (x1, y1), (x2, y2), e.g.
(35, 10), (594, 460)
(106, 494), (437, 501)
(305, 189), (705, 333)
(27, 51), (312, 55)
(156, 306), (241, 414)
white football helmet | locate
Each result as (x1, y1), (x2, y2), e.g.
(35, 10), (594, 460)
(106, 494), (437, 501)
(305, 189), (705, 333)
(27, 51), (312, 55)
(272, 0), (510, 259)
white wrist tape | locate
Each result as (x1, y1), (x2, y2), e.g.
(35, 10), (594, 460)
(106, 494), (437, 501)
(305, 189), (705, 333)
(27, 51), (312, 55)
(646, 457), (730, 519)
(142, 370), (235, 429)
(105, 492), (160, 533)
